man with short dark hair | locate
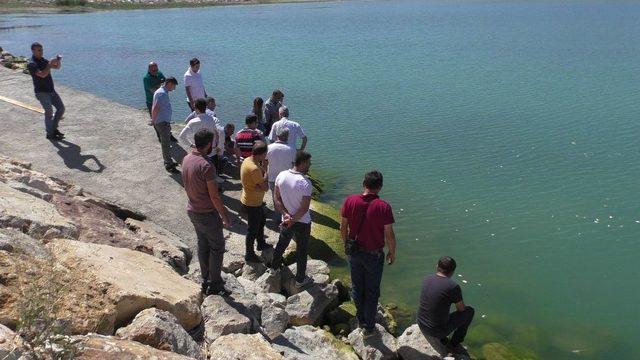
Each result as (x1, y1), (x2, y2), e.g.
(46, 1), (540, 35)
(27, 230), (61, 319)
(264, 89), (284, 135)
(270, 151), (313, 288)
(184, 58), (207, 111)
(417, 256), (475, 355)
(182, 128), (232, 296)
(240, 141), (273, 263)
(27, 42), (65, 140)
(235, 114), (264, 164)
(151, 76), (179, 173)
(178, 99), (220, 174)
(340, 170), (396, 336)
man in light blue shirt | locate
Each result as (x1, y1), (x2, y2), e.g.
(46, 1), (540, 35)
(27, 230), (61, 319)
(151, 77), (179, 173)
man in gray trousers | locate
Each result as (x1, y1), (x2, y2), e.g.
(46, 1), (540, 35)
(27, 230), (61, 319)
(182, 129), (232, 296)
(150, 77), (179, 173)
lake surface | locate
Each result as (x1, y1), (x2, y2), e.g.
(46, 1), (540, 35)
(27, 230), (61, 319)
(2, 0), (639, 358)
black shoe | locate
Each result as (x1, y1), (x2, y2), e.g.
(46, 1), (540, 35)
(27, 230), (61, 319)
(54, 130), (65, 138)
(170, 134), (178, 142)
(165, 165), (180, 174)
(439, 337), (449, 346)
(206, 286), (231, 297)
(201, 282), (208, 294)
(244, 253), (262, 263)
(362, 327), (377, 338)
(46, 133), (63, 141)
(256, 242), (273, 251)
(446, 342), (466, 355)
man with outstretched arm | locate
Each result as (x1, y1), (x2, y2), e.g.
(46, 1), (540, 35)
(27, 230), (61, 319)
(417, 256), (475, 355)
(27, 42), (65, 141)
(340, 170), (396, 337)
(182, 129), (233, 296)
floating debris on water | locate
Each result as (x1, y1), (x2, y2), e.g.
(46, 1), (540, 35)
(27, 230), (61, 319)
(571, 141), (576, 145)
(477, 283), (482, 286)
(481, 314), (487, 318)
(457, 274), (463, 277)
(490, 233), (495, 237)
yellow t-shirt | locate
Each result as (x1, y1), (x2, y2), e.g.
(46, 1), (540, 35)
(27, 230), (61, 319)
(240, 157), (266, 206)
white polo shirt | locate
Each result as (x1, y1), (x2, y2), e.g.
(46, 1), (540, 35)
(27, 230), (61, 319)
(266, 141), (296, 182)
(275, 169), (312, 224)
(183, 67), (206, 101)
(268, 117), (305, 148)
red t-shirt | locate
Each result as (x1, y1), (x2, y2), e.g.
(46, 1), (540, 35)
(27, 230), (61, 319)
(182, 151), (217, 213)
(341, 193), (395, 251)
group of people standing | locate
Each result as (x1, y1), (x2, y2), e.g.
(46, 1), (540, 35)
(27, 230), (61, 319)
(27, 42), (475, 356)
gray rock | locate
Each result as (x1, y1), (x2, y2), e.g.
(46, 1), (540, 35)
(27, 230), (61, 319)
(256, 292), (287, 309)
(348, 323), (398, 360)
(348, 304), (398, 335)
(0, 228), (47, 258)
(241, 262), (267, 281)
(272, 325), (358, 360)
(397, 324), (467, 360)
(282, 259), (331, 296)
(255, 268), (282, 293)
(285, 283), (339, 326)
(202, 295), (251, 344)
(227, 290), (262, 331)
(260, 302), (290, 340)
(115, 308), (203, 359)
(208, 333), (284, 360)
(125, 218), (192, 274)
(0, 324), (25, 360)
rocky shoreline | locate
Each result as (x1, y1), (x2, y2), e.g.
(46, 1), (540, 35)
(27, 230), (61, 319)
(0, 155), (470, 360)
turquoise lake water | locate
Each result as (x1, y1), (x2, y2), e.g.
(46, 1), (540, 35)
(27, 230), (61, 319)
(2, 0), (639, 358)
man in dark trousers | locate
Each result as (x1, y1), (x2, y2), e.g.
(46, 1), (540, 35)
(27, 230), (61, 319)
(417, 256), (475, 355)
(182, 129), (232, 296)
(340, 170), (396, 336)
(27, 42), (65, 140)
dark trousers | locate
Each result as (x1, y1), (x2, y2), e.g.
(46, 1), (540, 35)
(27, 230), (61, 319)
(35, 91), (65, 136)
(420, 307), (475, 346)
(350, 249), (384, 331)
(188, 211), (225, 290)
(272, 222), (311, 282)
(154, 122), (173, 167)
(243, 204), (266, 256)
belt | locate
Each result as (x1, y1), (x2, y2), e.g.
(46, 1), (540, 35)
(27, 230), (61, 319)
(357, 247), (384, 255)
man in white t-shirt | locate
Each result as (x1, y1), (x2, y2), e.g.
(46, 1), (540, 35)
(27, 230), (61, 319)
(270, 151), (313, 288)
(266, 127), (296, 221)
(268, 106), (307, 151)
(184, 58), (207, 111)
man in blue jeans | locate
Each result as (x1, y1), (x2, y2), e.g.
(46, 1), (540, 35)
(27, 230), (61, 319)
(27, 42), (65, 141)
(340, 170), (397, 336)
(417, 256), (475, 355)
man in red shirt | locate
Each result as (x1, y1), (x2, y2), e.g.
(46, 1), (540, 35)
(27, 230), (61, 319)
(182, 129), (232, 296)
(340, 170), (397, 336)
(235, 114), (264, 166)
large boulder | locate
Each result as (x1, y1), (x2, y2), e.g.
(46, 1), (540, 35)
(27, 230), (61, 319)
(348, 304), (398, 335)
(115, 308), (203, 359)
(285, 283), (339, 326)
(0, 324), (25, 360)
(397, 324), (469, 360)
(208, 333), (284, 360)
(257, 293), (289, 340)
(48, 239), (202, 331)
(0, 182), (77, 239)
(201, 295), (251, 344)
(348, 324), (398, 360)
(255, 268), (282, 294)
(272, 325), (358, 360)
(72, 334), (196, 359)
(0, 228), (48, 258)
(0, 156), (68, 196)
(283, 259), (331, 295)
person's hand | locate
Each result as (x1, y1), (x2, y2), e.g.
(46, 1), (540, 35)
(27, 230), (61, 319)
(147, 120), (154, 126)
(50, 58), (60, 67)
(386, 252), (395, 265)
(222, 215), (232, 229)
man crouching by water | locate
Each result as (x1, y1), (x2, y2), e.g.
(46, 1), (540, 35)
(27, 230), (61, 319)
(417, 256), (475, 356)
(182, 129), (233, 296)
(340, 170), (396, 337)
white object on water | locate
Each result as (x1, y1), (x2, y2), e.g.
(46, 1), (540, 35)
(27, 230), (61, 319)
(481, 314), (487, 318)
(477, 283), (482, 286)
(457, 274), (463, 277)
(400, 208), (404, 212)
(462, 280), (468, 284)
(609, 215), (614, 219)
(490, 233), (495, 237)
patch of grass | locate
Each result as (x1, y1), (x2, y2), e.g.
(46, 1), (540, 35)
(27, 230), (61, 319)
(54, 0), (87, 6)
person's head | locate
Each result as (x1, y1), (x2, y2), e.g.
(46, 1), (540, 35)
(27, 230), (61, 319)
(272, 89), (284, 102)
(224, 123), (235, 136)
(253, 97), (264, 115)
(190, 58), (200, 72)
(194, 98), (207, 114)
(276, 127), (289, 143)
(279, 106), (289, 119)
(363, 170), (384, 193)
(164, 77), (178, 91)
(206, 97), (216, 111)
(251, 141), (268, 161)
(148, 61), (158, 75)
(437, 256), (457, 277)
(245, 114), (258, 129)
(194, 128), (214, 155)
(31, 42), (43, 58)
(294, 151), (312, 173)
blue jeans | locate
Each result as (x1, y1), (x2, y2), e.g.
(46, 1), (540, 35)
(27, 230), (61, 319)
(350, 249), (384, 331)
(35, 91), (65, 136)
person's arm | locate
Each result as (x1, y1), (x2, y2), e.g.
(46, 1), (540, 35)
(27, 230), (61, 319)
(299, 136), (308, 151)
(143, 76), (152, 96)
(273, 184), (289, 217)
(285, 196), (311, 228)
(184, 111), (196, 123)
(150, 97), (160, 124)
(340, 217), (349, 243)
(178, 122), (194, 147)
(254, 167), (269, 192)
(455, 301), (467, 312)
(206, 180), (231, 227)
(185, 86), (194, 107)
(384, 224), (396, 264)
(50, 58), (61, 69)
(32, 62), (52, 78)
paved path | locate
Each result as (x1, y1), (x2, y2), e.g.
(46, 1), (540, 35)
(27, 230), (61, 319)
(0, 66), (269, 249)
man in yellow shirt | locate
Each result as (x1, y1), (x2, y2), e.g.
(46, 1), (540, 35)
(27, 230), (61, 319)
(240, 141), (272, 263)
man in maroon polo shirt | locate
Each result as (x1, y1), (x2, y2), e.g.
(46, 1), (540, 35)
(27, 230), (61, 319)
(340, 170), (397, 336)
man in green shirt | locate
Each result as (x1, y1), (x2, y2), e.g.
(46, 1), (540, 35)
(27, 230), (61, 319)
(143, 62), (176, 142)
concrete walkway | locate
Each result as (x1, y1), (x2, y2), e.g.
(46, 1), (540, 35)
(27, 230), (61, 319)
(0, 66), (263, 248)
